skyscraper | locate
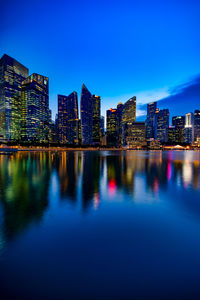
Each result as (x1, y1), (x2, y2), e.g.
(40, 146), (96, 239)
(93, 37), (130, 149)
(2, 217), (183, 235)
(117, 102), (124, 145)
(184, 112), (194, 144)
(106, 109), (118, 146)
(154, 109), (169, 143)
(80, 84), (101, 145)
(0, 54), (29, 141)
(194, 110), (200, 141)
(123, 122), (146, 147)
(168, 126), (176, 144)
(58, 92), (79, 144)
(81, 84), (93, 145)
(92, 95), (101, 145)
(100, 116), (105, 138)
(122, 96), (136, 124)
(146, 102), (157, 139)
(21, 73), (49, 142)
(172, 116), (185, 143)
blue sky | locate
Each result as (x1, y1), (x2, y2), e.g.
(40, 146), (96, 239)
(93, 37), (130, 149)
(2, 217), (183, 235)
(1, 0), (200, 120)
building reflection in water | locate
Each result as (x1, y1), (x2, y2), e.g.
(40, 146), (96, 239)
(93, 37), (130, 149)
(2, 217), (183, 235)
(0, 151), (200, 244)
(0, 152), (52, 240)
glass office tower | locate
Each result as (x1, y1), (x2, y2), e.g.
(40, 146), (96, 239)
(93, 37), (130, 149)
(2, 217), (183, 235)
(58, 92), (79, 144)
(122, 96), (136, 124)
(154, 109), (169, 143)
(146, 102), (157, 139)
(194, 110), (200, 141)
(106, 109), (118, 146)
(92, 95), (101, 145)
(81, 84), (101, 145)
(81, 84), (93, 145)
(21, 73), (49, 143)
(0, 54), (29, 141)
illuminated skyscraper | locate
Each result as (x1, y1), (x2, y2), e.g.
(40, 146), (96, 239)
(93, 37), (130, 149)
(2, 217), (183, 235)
(154, 109), (169, 143)
(100, 116), (105, 137)
(81, 84), (101, 145)
(194, 110), (200, 141)
(58, 92), (79, 144)
(21, 73), (49, 142)
(168, 126), (176, 144)
(146, 102), (157, 139)
(123, 122), (146, 147)
(122, 96), (136, 124)
(117, 102), (124, 145)
(172, 116), (185, 143)
(0, 54), (29, 141)
(106, 109), (118, 146)
(81, 84), (93, 145)
(92, 95), (101, 145)
(184, 112), (194, 144)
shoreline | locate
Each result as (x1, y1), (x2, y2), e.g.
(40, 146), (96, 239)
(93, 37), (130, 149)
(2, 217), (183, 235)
(0, 146), (200, 153)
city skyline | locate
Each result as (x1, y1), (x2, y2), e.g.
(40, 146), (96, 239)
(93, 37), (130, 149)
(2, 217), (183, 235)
(1, 53), (200, 148)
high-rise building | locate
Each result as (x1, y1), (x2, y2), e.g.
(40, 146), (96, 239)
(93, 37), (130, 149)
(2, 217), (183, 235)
(146, 102), (157, 139)
(172, 116), (185, 143)
(194, 110), (200, 141)
(58, 92), (79, 144)
(21, 73), (49, 142)
(78, 119), (82, 144)
(100, 116), (105, 137)
(123, 122), (146, 147)
(106, 109), (118, 146)
(168, 126), (176, 144)
(117, 102), (124, 145)
(154, 109), (169, 143)
(184, 112), (194, 144)
(92, 95), (101, 145)
(122, 96), (136, 124)
(0, 54), (29, 141)
(58, 95), (67, 143)
(80, 84), (101, 145)
(81, 84), (93, 145)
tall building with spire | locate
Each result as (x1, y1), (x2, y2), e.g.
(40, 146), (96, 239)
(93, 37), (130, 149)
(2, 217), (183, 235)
(21, 73), (49, 142)
(0, 54), (29, 141)
(58, 92), (79, 144)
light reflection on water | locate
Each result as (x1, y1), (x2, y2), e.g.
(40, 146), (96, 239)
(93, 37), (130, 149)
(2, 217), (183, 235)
(1, 150), (200, 299)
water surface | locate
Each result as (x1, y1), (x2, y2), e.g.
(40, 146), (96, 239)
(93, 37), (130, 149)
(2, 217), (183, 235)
(1, 150), (200, 299)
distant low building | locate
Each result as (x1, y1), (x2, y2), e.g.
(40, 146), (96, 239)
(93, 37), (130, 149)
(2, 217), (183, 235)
(123, 122), (146, 148)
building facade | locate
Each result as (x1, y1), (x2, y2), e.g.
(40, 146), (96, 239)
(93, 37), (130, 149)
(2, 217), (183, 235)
(154, 109), (169, 143)
(123, 122), (146, 147)
(184, 112), (194, 144)
(106, 109), (118, 146)
(122, 96), (136, 124)
(58, 92), (79, 144)
(172, 116), (185, 143)
(21, 73), (49, 142)
(117, 102), (124, 145)
(194, 110), (200, 141)
(80, 84), (93, 145)
(146, 102), (157, 139)
(0, 54), (29, 141)
(92, 95), (101, 145)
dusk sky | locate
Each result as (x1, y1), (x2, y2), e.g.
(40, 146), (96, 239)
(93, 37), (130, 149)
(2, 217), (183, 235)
(1, 0), (200, 120)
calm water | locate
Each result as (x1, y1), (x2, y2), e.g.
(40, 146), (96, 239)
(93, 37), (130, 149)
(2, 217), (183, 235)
(1, 150), (200, 299)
